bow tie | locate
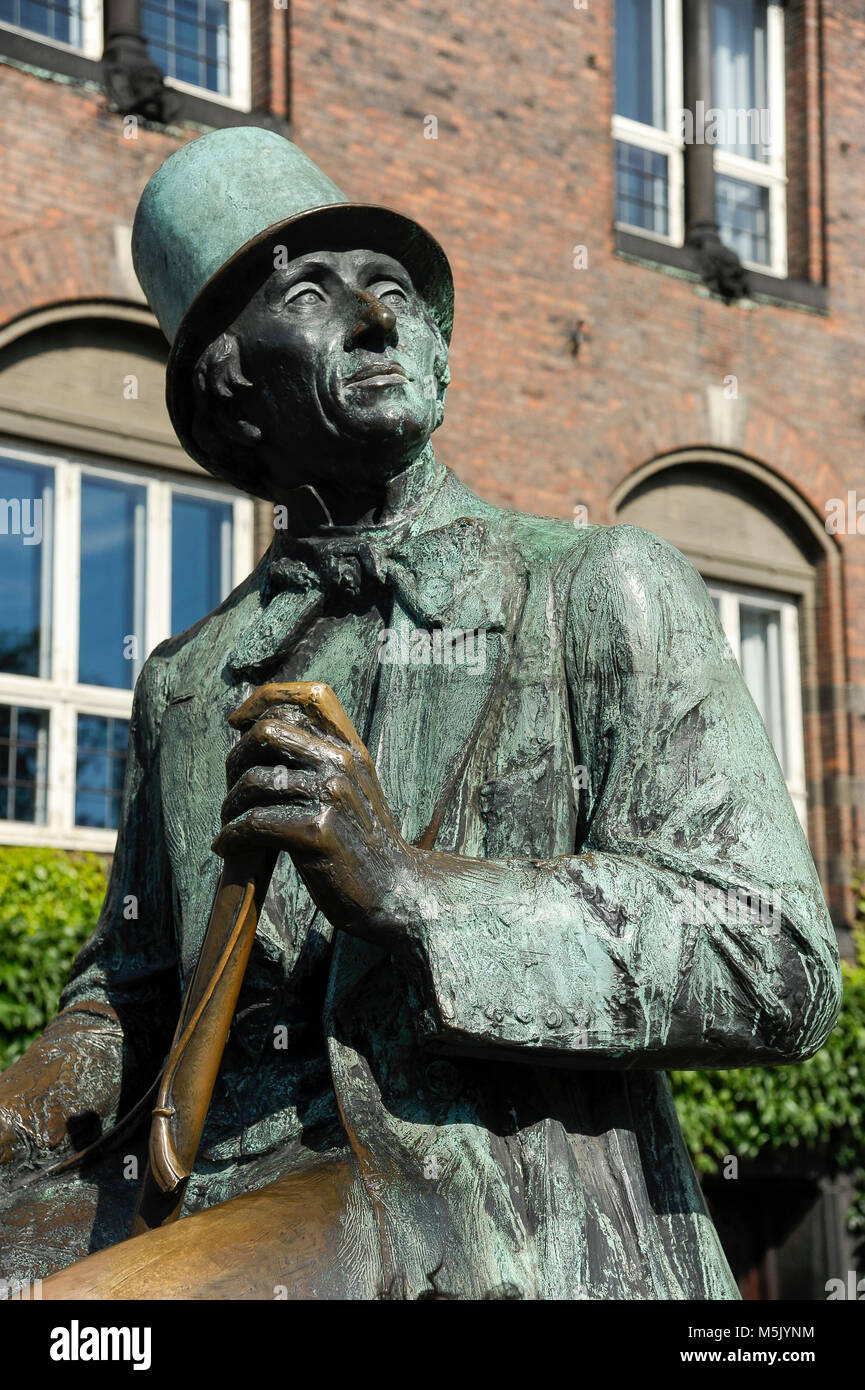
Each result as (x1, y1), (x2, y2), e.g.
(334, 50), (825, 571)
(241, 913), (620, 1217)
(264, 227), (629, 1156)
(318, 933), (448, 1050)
(225, 487), (524, 680)
(267, 525), (413, 602)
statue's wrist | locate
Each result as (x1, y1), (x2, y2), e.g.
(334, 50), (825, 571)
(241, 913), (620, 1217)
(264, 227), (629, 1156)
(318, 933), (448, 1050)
(357, 846), (440, 952)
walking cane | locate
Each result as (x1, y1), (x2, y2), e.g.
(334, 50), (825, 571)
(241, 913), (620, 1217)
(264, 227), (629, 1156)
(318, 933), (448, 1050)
(131, 681), (356, 1236)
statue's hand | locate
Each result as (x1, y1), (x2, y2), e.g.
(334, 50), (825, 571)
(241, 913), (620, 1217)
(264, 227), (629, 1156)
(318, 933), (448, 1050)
(212, 682), (420, 942)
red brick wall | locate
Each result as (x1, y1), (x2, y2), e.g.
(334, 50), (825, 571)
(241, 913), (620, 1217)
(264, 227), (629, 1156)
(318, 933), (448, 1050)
(0, 62), (194, 320)
(0, 0), (863, 917)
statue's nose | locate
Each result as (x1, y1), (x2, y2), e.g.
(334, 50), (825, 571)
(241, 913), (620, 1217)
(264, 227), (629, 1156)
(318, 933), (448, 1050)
(346, 290), (397, 346)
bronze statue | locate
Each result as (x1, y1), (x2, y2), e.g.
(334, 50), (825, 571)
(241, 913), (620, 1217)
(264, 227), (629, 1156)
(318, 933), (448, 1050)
(0, 129), (842, 1300)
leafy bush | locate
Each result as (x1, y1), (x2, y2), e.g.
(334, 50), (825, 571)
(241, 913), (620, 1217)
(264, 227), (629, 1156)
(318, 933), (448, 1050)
(670, 875), (865, 1234)
(0, 846), (107, 1071)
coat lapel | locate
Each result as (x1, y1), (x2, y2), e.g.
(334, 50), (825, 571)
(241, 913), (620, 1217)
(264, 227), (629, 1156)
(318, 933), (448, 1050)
(224, 578), (325, 682)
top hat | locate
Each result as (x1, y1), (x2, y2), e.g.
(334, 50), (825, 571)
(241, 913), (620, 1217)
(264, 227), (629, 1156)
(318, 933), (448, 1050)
(131, 127), (454, 470)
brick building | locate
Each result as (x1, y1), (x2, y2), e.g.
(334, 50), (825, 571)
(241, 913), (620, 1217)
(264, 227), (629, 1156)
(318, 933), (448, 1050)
(0, 0), (862, 1297)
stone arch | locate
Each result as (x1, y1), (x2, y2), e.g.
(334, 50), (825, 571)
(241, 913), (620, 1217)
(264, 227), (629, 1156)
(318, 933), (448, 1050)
(0, 300), (200, 474)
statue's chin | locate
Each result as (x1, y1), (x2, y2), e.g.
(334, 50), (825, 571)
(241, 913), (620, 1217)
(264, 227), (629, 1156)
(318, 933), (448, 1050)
(326, 407), (434, 469)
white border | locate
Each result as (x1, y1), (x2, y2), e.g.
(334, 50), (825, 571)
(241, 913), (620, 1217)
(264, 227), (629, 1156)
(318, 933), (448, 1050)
(0, 0), (101, 60)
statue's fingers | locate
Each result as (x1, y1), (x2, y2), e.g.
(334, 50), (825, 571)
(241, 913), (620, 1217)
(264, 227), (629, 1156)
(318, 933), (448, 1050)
(220, 767), (320, 826)
(226, 717), (349, 789)
(212, 804), (328, 858)
(229, 681), (364, 754)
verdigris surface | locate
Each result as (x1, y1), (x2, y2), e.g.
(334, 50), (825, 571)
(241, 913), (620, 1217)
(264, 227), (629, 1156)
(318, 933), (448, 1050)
(0, 128), (842, 1300)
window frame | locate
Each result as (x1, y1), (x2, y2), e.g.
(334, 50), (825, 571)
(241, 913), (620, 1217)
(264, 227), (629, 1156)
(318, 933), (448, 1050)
(707, 579), (807, 829)
(144, 0), (252, 110)
(612, 0), (685, 249)
(712, 0), (787, 277)
(612, 0), (788, 277)
(0, 0), (102, 58)
(0, 437), (254, 851)
(1, 0), (251, 107)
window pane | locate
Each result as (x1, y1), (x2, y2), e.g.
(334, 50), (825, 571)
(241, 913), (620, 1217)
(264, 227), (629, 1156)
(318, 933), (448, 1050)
(0, 458), (53, 679)
(204, 0), (230, 95)
(171, 494), (232, 635)
(713, 0), (769, 161)
(78, 476), (146, 690)
(75, 714), (129, 829)
(616, 141), (669, 235)
(739, 603), (786, 772)
(616, 0), (666, 129)
(716, 174), (770, 265)
(0, 704), (48, 823)
(142, 0), (231, 94)
(6, 0), (81, 44)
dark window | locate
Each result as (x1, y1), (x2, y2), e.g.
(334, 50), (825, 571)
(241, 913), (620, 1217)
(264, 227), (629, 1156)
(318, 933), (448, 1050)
(615, 0), (667, 129)
(78, 475), (146, 691)
(615, 140), (669, 237)
(74, 714), (129, 829)
(0, 704), (48, 823)
(716, 172), (770, 267)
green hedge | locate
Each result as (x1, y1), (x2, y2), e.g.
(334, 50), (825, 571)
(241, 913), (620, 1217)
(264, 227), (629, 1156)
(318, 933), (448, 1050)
(670, 882), (865, 1235)
(0, 846), (106, 1071)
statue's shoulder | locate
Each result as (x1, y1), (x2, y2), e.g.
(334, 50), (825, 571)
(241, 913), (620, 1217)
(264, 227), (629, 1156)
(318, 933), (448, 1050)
(438, 478), (699, 595)
(468, 487), (678, 573)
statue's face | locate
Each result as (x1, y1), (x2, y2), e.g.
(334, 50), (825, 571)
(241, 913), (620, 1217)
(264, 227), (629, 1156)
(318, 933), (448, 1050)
(229, 247), (445, 497)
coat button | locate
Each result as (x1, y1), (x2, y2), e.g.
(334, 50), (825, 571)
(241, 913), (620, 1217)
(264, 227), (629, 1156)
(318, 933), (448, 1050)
(425, 1060), (461, 1100)
(545, 1008), (563, 1030)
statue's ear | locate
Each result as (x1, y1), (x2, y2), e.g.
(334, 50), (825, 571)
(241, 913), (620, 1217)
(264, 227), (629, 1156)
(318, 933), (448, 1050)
(193, 332), (262, 445)
(427, 314), (450, 429)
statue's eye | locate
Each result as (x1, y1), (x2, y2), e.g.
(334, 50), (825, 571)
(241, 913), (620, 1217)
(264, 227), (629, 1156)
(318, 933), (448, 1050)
(370, 280), (408, 304)
(284, 282), (326, 306)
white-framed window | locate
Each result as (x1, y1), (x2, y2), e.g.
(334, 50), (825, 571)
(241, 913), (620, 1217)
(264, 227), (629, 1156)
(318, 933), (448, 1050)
(613, 0), (787, 276)
(141, 0), (251, 108)
(0, 0), (102, 57)
(0, 440), (254, 851)
(613, 0), (685, 246)
(708, 582), (807, 829)
(712, 0), (787, 276)
(0, 0), (251, 106)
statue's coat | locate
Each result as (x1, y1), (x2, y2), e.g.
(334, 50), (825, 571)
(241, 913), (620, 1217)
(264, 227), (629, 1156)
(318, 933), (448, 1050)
(0, 466), (842, 1299)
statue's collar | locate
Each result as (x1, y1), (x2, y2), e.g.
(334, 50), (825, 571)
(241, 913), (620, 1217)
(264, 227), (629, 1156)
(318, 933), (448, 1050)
(226, 467), (523, 680)
(264, 453), (450, 601)
(269, 452), (447, 557)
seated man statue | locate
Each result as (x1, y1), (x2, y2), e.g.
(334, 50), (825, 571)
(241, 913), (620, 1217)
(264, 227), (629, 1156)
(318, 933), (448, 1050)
(0, 128), (842, 1300)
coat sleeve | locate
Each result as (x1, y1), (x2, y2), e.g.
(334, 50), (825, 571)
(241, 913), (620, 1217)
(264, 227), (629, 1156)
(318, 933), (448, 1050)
(401, 525), (843, 1069)
(0, 651), (180, 1168)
